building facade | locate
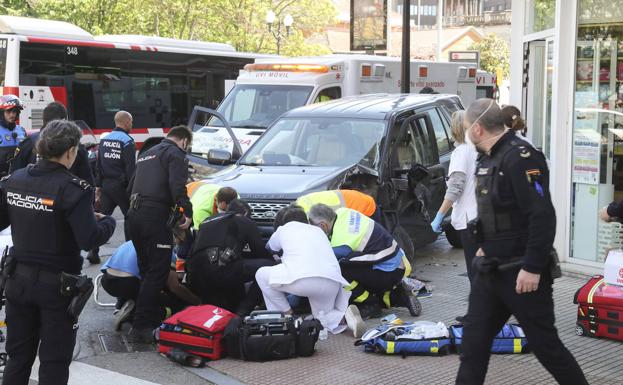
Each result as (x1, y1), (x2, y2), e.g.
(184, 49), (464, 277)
(510, 0), (623, 272)
(392, 0), (511, 28)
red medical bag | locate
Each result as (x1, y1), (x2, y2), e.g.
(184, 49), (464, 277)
(574, 275), (623, 341)
(157, 304), (238, 360)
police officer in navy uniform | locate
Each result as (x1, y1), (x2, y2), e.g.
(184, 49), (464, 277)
(0, 120), (116, 385)
(10, 102), (95, 187)
(90, 110), (136, 263)
(127, 125), (193, 342)
(0, 94), (27, 176)
(455, 99), (587, 385)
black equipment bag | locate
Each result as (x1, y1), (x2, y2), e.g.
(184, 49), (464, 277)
(296, 318), (322, 357)
(224, 310), (322, 362)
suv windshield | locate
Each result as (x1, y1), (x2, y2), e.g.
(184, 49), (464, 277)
(212, 84), (313, 129)
(240, 117), (387, 168)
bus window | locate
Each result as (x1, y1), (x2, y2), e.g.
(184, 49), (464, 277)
(313, 86), (341, 103)
(19, 42), (251, 130)
(0, 38), (7, 86)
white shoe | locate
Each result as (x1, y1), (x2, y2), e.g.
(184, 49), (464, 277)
(345, 305), (366, 339)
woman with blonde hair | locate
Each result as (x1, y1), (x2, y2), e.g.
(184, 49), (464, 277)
(430, 110), (478, 322)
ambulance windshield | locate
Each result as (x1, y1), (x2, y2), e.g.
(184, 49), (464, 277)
(240, 117), (387, 169)
(213, 84), (313, 129)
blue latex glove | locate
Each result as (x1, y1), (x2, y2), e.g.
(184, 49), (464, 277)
(431, 212), (445, 233)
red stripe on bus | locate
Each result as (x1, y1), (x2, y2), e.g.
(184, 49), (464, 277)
(1, 87), (19, 96)
(91, 128), (151, 134)
(26, 37), (116, 48)
(50, 87), (68, 106)
(130, 45), (142, 51)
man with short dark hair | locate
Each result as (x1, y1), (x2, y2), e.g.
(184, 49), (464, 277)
(189, 184), (238, 229)
(126, 125), (194, 342)
(455, 99), (587, 385)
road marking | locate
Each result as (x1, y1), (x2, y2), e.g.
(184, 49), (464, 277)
(30, 358), (160, 385)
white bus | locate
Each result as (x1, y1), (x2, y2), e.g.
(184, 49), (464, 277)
(190, 55), (482, 159)
(0, 16), (262, 145)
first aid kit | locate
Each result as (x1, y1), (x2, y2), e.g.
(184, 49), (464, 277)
(355, 321), (453, 356)
(450, 324), (530, 354)
(157, 305), (238, 360)
(574, 275), (623, 341)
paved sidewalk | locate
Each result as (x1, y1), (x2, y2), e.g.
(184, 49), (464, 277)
(197, 238), (623, 385)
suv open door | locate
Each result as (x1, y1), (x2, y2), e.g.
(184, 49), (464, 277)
(187, 106), (243, 178)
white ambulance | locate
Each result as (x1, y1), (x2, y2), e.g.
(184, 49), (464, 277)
(189, 54), (480, 161)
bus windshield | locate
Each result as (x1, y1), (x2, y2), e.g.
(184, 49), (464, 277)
(0, 38), (7, 86)
(212, 84), (313, 129)
(240, 117), (387, 169)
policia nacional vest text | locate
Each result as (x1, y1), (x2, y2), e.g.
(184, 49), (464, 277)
(2, 162), (90, 273)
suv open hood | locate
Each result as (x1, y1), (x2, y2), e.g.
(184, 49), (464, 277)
(203, 164), (353, 200)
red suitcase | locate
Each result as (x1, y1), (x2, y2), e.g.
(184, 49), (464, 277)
(574, 275), (623, 341)
(157, 305), (238, 360)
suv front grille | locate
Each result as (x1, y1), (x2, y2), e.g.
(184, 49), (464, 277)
(248, 201), (291, 224)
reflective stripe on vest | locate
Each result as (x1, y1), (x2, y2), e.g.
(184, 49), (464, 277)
(331, 208), (373, 252)
(349, 240), (398, 264)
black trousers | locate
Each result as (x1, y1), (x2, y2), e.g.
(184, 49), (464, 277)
(3, 271), (75, 385)
(459, 229), (478, 283)
(99, 178), (130, 241)
(188, 257), (275, 314)
(455, 268), (588, 385)
(101, 272), (141, 308)
(128, 208), (173, 329)
(340, 264), (404, 306)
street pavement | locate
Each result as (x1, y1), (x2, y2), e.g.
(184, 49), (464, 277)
(8, 210), (623, 384)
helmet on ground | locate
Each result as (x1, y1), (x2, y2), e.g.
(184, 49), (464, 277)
(0, 95), (24, 111)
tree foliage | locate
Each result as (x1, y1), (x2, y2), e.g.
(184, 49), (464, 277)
(469, 34), (510, 79)
(4, 0), (337, 56)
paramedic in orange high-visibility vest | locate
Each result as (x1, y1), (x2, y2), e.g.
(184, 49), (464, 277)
(296, 189), (380, 221)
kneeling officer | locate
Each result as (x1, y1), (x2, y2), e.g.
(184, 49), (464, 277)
(0, 120), (116, 385)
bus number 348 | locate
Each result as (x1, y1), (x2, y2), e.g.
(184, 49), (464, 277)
(66, 46), (78, 55)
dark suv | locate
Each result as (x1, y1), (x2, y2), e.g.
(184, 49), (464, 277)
(198, 94), (464, 261)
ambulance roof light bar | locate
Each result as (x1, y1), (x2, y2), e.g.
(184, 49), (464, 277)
(244, 63), (329, 73)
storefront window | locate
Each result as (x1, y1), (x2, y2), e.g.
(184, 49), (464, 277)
(571, 1), (623, 262)
(524, 0), (556, 34)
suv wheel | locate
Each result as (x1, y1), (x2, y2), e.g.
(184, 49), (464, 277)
(444, 224), (463, 249)
(393, 225), (415, 265)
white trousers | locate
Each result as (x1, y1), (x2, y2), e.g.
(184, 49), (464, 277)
(255, 267), (350, 334)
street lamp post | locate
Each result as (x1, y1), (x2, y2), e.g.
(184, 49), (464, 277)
(266, 10), (294, 55)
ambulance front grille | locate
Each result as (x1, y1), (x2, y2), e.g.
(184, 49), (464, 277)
(248, 201), (291, 224)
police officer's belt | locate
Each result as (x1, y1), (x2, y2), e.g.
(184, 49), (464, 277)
(205, 246), (239, 267)
(14, 263), (61, 286)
